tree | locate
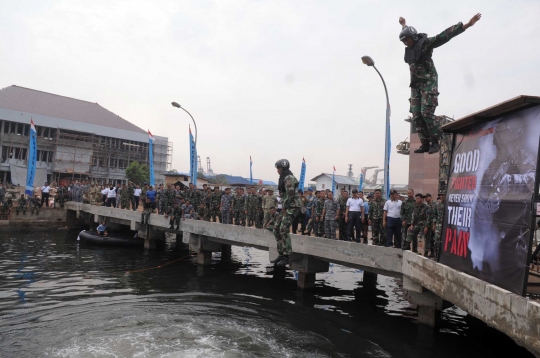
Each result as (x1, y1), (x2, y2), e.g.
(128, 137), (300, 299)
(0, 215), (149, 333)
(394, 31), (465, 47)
(125, 161), (150, 185)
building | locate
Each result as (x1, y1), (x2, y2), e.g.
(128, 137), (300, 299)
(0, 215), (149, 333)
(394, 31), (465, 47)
(164, 171), (277, 190)
(0, 85), (172, 186)
(163, 172), (209, 188)
(310, 173), (408, 196)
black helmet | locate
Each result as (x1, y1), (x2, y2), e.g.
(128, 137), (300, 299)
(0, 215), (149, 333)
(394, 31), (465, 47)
(275, 159), (290, 170)
(399, 26), (419, 41)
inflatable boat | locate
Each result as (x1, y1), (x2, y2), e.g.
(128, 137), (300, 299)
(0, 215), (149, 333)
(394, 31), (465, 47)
(77, 230), (144, 247)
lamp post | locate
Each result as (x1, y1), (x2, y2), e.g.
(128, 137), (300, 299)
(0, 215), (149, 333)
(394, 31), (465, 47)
(361, 55), (391, 199)
(171, 102), (197, 146)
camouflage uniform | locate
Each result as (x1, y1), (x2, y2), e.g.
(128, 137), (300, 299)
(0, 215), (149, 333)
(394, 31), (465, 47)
(210, 190), (223, 222)
(220, 192), (233, 224)
(16, 195), (27, 215)
(337, 195), (348, 240)
(56, 187), (68, 208)
(305, 196), (317, 235)
(0, 185), (5, 203)
(313, 197), (326, 237)
(262, 193), (278, 228)
(400, 197), (415, 243)
(403, 202), (431, 252)
(120, 186), (131, 209)
(167, 205), (182, 230)
(1, 198), (11, 217)
(233, 193), (246, 226)
(273, 174), (300, 256)
(196, 205), (206, 220)
(408, 23), (465, 147)
(265, 211), (277, 232)
(323, 198), (340, 239)
(156, 187), (165, 214)
(30, 196), (40, 215)
(368, 198), (386, 246)
(424, 201), (437, 256)
(432, 200), (445, 258)
(244, 193), (259, 227)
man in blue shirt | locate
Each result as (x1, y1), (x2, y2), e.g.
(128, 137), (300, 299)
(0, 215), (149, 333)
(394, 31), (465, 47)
(96, 221), (108, 236)
(146, 185), (157, 213)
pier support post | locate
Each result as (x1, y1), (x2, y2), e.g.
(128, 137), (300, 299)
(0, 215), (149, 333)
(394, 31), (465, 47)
(197, 251), (212, 265)
(221, 244), (232, 263)
(290, 254), (329, 290)
(403, 276), (443, 328)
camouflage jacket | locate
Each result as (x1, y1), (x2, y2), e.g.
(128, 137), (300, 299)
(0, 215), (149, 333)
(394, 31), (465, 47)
(408, 22), (464, 88)
(262, 195), (278, 210)
(432, 201), (445, 226)
(400, 198), (415, 224)
(280, 173), (301, 211)
(167, 206), (182, 218)
(17, 196), (27, 208)
(314, 198), (325, 217)
(338, 196), (348, 218)
(211, 190), (223, 209)
(233, 194), (245, 211)
(323, 198), (340, 220)
(368, 198), (385, 221)
(411, 203), (431, 228)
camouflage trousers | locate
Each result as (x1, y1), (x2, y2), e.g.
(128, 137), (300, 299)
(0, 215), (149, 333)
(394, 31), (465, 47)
(424, 228), (434, 255)
(221, 209), (232, 224)
(273, 208), (299, 256)
(203, 207), (211, 221)
(169, 216), (180, 229)
(305, 217), (314, 234)
(210, 209), (221, 223)
(324, 219), (337, 239)
(245, 210), (258, 227)
(434, 223), (443, 258)
(410, 83), (441, 145)
(371, 219), (386, 246)
(16, 206), (26, 215)
(31, 205), (39, 215)
(403, 225), (422, 252)
(263, 211), (273, 229)
(234, 210), (245, 226)
(120, 198), (131, 210)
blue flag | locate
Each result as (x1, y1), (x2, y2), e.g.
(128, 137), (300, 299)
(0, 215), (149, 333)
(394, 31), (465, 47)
(250, 156), (253, 184)
(25, 119), (37, 196)
(358, 167), (365, 192)
(332, 166), (336, 197)
(298, 158), (306, 192)
(189, 127), (198, 186)
(148, 130), (155, 187)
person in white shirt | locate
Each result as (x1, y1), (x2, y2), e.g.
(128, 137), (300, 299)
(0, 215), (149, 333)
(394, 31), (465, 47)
(345, 189), (364, 242)
(133, 184), (142, 210)
(41, 182), (51, 208)
(106, 184), (117, 208)
(383, 189), (403, 248)
(101, 185), (108, 205)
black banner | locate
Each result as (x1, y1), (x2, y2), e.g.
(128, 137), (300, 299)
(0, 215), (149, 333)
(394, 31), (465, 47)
(439, 106), (540, 295)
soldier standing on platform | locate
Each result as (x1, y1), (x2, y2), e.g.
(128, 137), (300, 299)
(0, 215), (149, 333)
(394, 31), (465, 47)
(233, 188), (244, 226)
(399, 14), (482, 154)
(432, 191), (446, 259)
(0, 182), (5, 203)
(338, 189), (349, 240)
(403, 193), (431, 253)
(16, 194), (27, 215)
(368, 189), (386, 246)
(30, 195), (40, 215)
(423, 193), (436, 257)
(165, 202), (182, 231)
(220, 188), (233, 224)
(120, 183), (131, 209)
(262, 188), (278, 229)
(400, 189), (415, 243)
(244, 187), (257, 227)
(211, 186), (223, 222)
(322, 191), (340, 240)
(315, 191), (326, 237)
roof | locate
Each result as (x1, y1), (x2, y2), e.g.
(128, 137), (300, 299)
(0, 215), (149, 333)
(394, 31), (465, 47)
(442, 95), (540, 133)
(0, 85), (146, 134)
(310, 173), (359, 186)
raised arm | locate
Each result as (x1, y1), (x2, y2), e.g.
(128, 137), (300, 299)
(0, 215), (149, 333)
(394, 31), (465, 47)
(428, 13), (482, 49)
(399, 17), (407, 29)
(462, 13), (481, 31)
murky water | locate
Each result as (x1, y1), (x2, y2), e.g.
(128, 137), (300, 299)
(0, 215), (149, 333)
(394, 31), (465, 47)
(0, 231), (533, 357)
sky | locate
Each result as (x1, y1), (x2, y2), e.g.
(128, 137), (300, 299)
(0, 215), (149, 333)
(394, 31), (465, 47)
(1, 0), (539, 185)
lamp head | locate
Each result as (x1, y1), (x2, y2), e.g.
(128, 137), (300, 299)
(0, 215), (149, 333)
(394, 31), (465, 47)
(361, 56), (375, 67)
(171, 102), (181, 108)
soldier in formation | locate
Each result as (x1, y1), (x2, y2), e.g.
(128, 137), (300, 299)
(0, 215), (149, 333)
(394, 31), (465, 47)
(403, 193), (431, 252)
(1, 197), (12, 217)
(165, 202), (182, 231)
(220, 188), (233, 224)
(16, 194), (27, 215)
(244, 187), (261, 228)
(337, 189), (349, 240)
(400, 189), (415, 244)
(210, 186), (223, 222)
(233, 188), (246, 226)
(262, 188), (278, 229)
(30, 195), (40, 215)
(322, 191), (340, 240)
(423, 193), (436, 257)
(431, 191), (445, 258)
(368, 189), (386, 246)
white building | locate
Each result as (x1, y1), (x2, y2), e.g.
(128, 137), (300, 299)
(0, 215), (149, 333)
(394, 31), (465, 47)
(310, 173), (408, 195)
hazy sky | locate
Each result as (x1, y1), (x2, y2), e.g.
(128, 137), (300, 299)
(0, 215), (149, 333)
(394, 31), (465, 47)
(1, 0), (539, 184)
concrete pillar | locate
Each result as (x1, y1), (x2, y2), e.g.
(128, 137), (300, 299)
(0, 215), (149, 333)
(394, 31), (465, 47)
(290, 254), (329, 290)
(403, 276), (443, 328)
(363, 271), (378, 288)
(221, 244), (232, 263)
(417, 305), (440, 328)
(144, 237), (157, 250)
(297, 272), (316, 289)
(197, 251), (212, 265)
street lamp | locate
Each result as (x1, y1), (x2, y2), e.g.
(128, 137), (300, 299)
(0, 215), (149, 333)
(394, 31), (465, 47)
(361, 55), (391, 199)
(171, 102), (197, 145)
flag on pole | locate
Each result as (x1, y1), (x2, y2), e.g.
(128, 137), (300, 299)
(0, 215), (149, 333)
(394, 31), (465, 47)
(358, 167), (365, 192)
(332, 166), (336, 196)
(249, 156), (253, 184)
(148, 130), (155, 187)
(298, 157), (306, 193)
(25, 119), (37, 196)
(189, 126), (198, 186)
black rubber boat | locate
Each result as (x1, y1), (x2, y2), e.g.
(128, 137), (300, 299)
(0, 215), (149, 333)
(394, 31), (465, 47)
(77, 230), (144, 247)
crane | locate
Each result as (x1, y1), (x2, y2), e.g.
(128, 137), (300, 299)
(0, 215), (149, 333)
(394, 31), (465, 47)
(347, 164), (354, 178)
(358, 166), (377, 191)
(367, 169), (385, 185)
(206, 157), (214, 175)
(197, 155), (204, 174)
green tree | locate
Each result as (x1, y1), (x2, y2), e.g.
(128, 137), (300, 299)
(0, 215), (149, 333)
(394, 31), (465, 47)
(125, 161), (150, 185)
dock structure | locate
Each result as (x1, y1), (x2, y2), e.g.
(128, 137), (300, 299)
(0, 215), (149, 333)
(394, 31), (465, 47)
(66, 202), (540, 356)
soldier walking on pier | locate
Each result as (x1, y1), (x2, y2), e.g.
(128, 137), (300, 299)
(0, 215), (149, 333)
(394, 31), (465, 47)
(271, 159), (301, 267)
(403, 193), (431, 253)
(399, 13), (482, 154)
(400, 189), (415, 244)
(368, 189), (386, 246)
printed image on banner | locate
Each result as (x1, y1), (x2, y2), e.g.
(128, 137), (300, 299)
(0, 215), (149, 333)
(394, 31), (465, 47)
(439, 106), (540, 295)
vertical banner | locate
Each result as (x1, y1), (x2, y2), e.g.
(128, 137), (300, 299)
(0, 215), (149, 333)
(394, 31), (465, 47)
(358, 167), (365, 191)
(298, 157), (306, 193)
(189, 126), (198, 186)
(332, 166), (336, 196)
(148, 130), (155, 187)
(25, 119), (37, 196)
(439, 106), (540, 295)
(250, 156), (253, 184)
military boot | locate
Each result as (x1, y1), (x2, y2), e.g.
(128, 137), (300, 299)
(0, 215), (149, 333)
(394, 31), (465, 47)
(276, 255), (289, 267)
(413, 144), (430, 153)
(428, 141), (440, 154)
(270, 255), (283, 264)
